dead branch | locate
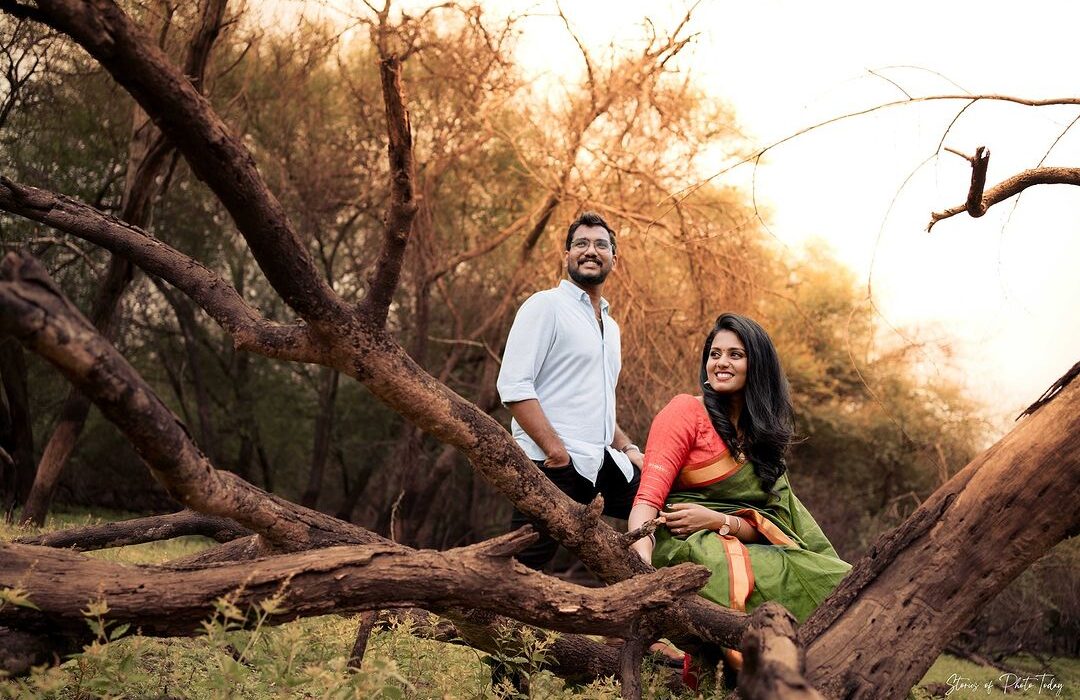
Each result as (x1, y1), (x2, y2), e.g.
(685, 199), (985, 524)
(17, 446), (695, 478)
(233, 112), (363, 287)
(0, 252), (376, 551)
(0, 532), (710, 645)
(671, 92), (1080, 216)
(1018, 359), (1080, 419)
(326, 607), (644, 688)
(963, 146), (991, 214)
(618, 636), (647, 700)
(0, 179), (321, 362)
(739, 603), (824, 700)
(929, 149), (1080, 229)
(448, 607), (629, 684)
(14, 509), (250, 550)
(182, 0), (228, 91)
(360, 55), (418, 327)
(425, 199), (535, 283)
(28, 0), (350, 326)
(347, 610), (379, 669)
(802, 373), (1080, 699)
(620, 517), (661, 549)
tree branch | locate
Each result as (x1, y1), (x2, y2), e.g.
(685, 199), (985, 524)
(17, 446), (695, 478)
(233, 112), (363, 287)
(739, 603), (824, 700)
(802, 374), (1080, 699)
(29, 0), (349, 326)
(14, 509), (250, 550)
(0, 534), (710, 644)
(360, 55), (418, 326)
(337, 324), (751, 652)
(0, 179), (321, 363)
(425, 202), (534, 284)
(1018, 359), (1080, 419)
(0, 252), (373, 550)
(675, 92), (1080, 215)
(929, 162), (1080, 230)
(182, 0), (228, 92)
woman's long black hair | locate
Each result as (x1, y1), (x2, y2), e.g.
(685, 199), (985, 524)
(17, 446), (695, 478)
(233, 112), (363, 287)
(699, 313), (794, 493)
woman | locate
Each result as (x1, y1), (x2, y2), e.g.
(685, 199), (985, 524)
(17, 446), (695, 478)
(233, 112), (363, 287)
(628, 313), (850, 626)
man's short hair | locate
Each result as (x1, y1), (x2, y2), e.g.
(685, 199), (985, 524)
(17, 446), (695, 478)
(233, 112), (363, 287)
(566, 211), (617, 253)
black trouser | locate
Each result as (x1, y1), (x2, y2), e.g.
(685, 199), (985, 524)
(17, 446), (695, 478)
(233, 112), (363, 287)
(510, 450), (641, 570)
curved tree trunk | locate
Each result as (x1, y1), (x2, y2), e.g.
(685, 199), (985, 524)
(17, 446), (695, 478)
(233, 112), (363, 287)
(801, 372), (1080, 699)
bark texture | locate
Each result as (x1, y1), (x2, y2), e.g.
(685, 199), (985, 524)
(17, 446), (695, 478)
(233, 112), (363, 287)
(14, 509), (249, 550)
(0, 338), (32, 505)
(739, 603), (824, 700)
(801, 373), (1080, 699)
(0, 530), (709, 647)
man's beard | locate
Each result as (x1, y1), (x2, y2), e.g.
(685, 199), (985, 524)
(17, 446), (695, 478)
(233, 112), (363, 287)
(569, 259), (610, 286)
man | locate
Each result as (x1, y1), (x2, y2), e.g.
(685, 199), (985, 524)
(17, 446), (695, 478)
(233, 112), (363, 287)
(497, 211), (644, 570)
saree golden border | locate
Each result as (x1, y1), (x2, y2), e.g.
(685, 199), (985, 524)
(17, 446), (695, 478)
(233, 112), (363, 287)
(734, 508), (798, 547)
(674, 450), (742, 488)
(721, 533), (752, 673)
(721, 534), (754, 611)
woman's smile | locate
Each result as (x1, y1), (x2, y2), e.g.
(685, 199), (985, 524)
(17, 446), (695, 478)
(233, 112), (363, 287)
(706, 330), (747, 393)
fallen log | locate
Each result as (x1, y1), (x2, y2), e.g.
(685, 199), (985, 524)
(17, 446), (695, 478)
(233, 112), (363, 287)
(0, 529), (709, 670)
(802, 365), (1080, 699)
(14, 509), (249, 550)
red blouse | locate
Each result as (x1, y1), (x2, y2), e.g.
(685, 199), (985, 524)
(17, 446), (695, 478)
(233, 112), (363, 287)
(633, 394), (740, 510)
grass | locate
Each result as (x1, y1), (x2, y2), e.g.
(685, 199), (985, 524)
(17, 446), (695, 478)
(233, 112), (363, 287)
(3, 511), (1077, 698)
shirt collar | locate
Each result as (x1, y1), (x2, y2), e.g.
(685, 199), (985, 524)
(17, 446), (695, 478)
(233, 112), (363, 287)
(558, 279), (610, 313)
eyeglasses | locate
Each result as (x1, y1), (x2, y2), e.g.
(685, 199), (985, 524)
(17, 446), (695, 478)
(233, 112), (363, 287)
(570, 238), (612, 252)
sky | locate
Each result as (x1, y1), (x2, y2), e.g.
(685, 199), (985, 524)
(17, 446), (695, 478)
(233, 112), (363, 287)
(488, 0), (1080, 428)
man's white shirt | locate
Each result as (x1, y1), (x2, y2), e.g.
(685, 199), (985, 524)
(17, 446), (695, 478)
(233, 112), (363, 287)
(497, 280), (634, 484)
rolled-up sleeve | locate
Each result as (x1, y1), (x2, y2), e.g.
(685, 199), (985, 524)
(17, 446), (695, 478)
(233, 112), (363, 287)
(497, 294), (555, 404)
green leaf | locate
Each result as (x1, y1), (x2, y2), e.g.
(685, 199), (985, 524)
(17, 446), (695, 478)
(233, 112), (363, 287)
(0, 587), (39, 610)
(108, 623), (131, 641)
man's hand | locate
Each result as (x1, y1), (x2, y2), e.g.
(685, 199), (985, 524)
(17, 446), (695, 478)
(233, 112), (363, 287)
(661, 503), (725, 537)
(625, 447), (644, 469)
(543, 446), (571, 469)
(505, 399), (570, 469)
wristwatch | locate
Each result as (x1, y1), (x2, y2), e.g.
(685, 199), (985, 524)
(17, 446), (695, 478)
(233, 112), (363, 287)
(716, 515), (731, 536)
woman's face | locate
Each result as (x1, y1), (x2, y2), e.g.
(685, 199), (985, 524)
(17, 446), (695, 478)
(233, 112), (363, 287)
(705, 329), (747, 394)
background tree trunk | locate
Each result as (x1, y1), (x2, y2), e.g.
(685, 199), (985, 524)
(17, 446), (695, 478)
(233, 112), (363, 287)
(0, 337), (32, 510)
(301, 366), (339, 509)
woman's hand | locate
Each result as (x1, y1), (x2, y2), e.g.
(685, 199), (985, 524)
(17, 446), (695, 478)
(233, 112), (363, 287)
(627, 503), (659, 564)
(661, 503), (726, 537)
(630, 537), (653, 564)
